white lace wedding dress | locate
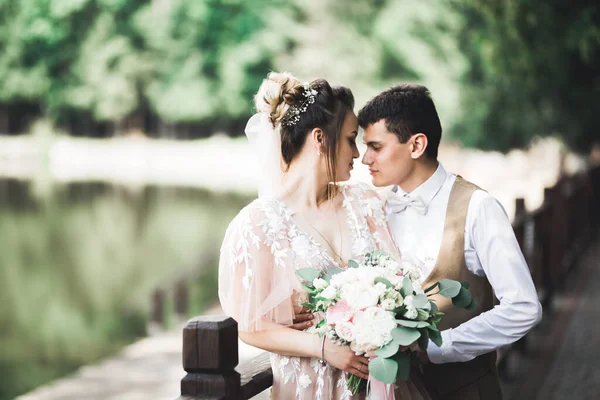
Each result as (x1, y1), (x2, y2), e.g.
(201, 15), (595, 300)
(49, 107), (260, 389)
(219, 183), (430, 400)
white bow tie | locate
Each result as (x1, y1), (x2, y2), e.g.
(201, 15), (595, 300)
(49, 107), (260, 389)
(387, 191), (428, 215)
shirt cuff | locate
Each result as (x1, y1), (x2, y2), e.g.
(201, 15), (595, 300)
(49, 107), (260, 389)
(426, 329), (453, 364)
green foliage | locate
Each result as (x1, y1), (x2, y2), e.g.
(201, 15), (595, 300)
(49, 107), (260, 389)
(1, 0), (598, 151)
(449, 0), (600, 153)
(369, 356), (398, 384)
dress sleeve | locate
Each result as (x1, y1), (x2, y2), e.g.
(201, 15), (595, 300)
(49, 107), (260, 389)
(218, 202), (296, 332)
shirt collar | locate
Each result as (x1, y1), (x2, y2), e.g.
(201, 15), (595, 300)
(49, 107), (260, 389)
(393, 163), (448, 207)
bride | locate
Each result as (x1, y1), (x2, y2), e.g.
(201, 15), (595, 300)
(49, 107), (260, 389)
(218, 72), (429, 399)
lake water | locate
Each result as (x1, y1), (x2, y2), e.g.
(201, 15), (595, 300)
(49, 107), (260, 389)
(0, 179), (252, 399)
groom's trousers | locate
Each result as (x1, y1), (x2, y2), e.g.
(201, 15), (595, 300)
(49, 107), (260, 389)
(417, 351), (502, 400)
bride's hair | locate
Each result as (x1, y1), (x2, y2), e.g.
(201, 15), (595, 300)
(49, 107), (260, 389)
(254, 71), (355, 199)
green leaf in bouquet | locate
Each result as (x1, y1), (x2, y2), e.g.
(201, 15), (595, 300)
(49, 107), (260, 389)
(324, 266), (344, 283)
(316, 319), (326, 328)
(369, 357), (398, 384)
(437, 279), (461, 298)
(417, 328), (430, 351)
(428, 327), (443, 347)
(412, 294), (429, 308)
(417, 309), (430, 321)
(296, 268), (321, 283)
(303, 285), (317, 294)
(461, 281), (470, 290)
(376, 341), (400, 358)
(402, 277), (414, 297)
(347, 259), (360, 268)
(374, 277), (393, 288)
(372, 249), (387, 258)
(392, 306), (407, 317)
(392, 327), (421, 346)
(395, 319), (430, 328)
(429, 302), (438, 314)
(393, 351), (411, 381)
(465, 297), (478, 311)
(452, 287), (473, 308)
(423, 282), (439, 293)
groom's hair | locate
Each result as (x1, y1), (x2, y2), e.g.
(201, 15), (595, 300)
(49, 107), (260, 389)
(358, 84), (441, 160)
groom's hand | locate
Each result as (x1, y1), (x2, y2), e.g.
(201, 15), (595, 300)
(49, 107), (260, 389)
(290, 306), (314, 330)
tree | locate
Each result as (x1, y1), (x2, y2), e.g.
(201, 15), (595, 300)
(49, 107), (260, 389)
(450, 0), (600, 153)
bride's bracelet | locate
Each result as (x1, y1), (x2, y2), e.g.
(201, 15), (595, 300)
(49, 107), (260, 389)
(319, 335), (327, 365)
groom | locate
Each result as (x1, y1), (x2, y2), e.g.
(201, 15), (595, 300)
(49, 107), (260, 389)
(358, 84), (542, 399)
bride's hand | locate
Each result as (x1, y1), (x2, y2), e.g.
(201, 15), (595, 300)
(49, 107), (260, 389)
(290, 306), (314, 330)
(323, 338), (370, 380)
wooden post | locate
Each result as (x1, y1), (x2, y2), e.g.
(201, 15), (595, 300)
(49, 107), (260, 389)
(180, 316), (241, 399)
(515, 198), (526, 217)
(542, 187), (558, 308)
(151, 289), (165, 327)
(175, 280), (189, 318)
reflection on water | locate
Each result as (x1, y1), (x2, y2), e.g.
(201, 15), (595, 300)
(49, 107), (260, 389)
(0, 179), (252, 399)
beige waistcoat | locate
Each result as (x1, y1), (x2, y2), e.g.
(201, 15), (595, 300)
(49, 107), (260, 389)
(417, 176), (501, 399)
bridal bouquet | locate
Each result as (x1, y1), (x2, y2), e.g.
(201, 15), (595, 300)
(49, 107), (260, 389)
(296, 250), (476, 394)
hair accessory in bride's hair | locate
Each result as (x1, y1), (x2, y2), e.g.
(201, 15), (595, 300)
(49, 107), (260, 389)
(282, 83), (318, 126)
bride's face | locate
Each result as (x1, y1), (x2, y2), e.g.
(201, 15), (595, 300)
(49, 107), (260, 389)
(361, 119), (414, 187)
(334, 111), (360, 181)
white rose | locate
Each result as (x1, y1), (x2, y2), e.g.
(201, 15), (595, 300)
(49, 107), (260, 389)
(352, 307), (397, 351)
(381, 299), (396, 310)
(404, 308), (418, 319)
(313, 278), (328, 290)
(374, 282), (388, 296)
(335, 321), (355, 342)
(320, 286), (338, 300)
(345, 284), (380, 309)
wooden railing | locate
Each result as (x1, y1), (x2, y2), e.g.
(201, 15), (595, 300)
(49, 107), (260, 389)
(176, 165), (600, 400)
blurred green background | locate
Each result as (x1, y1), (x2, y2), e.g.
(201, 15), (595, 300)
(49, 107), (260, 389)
(0, 0), (599, 399)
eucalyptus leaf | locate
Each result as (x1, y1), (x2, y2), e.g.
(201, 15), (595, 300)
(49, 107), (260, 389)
(412, 294), (429, 308)
(393, 351), (411, 381)
(461, 281), (471, 290)
(396, 319), (430, 328)
(429, 302), (438, 314)
(392, 327), (421, 346)
(417, 328), (430, 351)
(452, 287), (472, 308)
(374, 277), (393, 288)
(402, 277), (414, 296)
(324, 266), (344, 283)
(296, 268), (320, 283)
(376, 341), (400, 358)
(369, 357), (398, 384)
(466, 297), (478, 311)
(428, 328), (443, 347)
(437, 279), (461, 298)
(347, 259), (359, 268)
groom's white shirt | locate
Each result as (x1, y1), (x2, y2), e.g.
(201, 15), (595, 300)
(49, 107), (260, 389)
(387, 163), (542, 364)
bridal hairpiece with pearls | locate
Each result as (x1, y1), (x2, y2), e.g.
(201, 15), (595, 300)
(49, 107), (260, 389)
(282, 84), (318, 126)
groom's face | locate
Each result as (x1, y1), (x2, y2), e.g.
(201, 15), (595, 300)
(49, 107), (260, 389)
(361, 120), (414, 187)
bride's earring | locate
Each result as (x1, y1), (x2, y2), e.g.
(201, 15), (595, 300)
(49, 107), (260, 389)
(316, 149), (321, 156)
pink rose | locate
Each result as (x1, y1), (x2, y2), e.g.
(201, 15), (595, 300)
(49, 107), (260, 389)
(326, 299), (354, 325)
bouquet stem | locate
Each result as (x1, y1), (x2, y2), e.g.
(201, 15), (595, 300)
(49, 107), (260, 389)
(347, 374), (366, 395)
